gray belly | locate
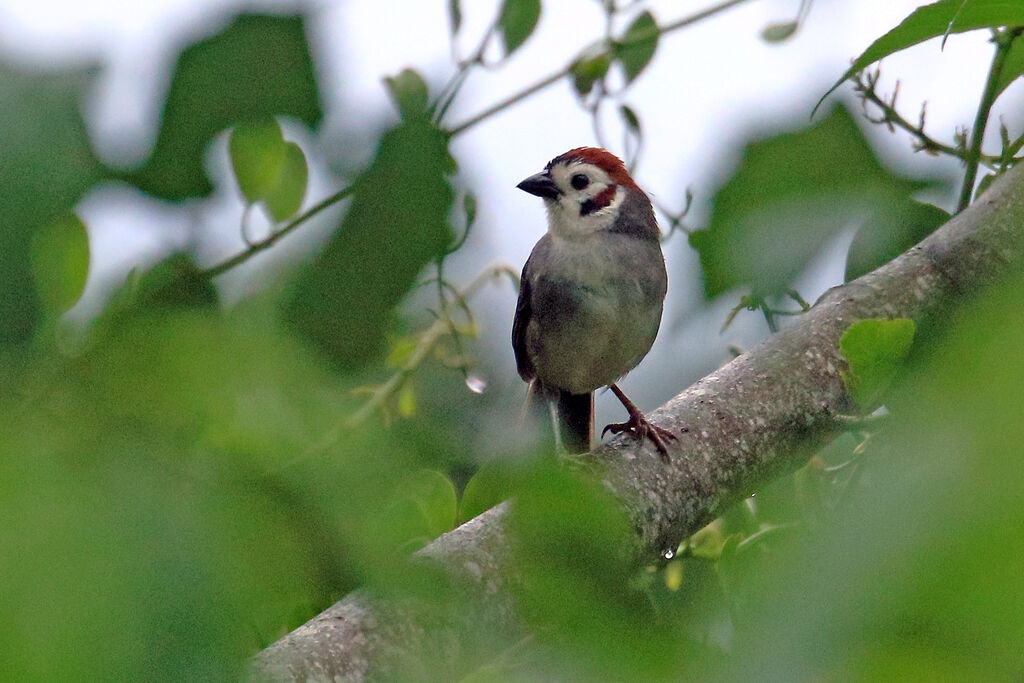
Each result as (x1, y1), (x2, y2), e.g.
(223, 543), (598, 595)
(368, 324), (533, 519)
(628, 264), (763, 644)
(526, 245), (665, 394)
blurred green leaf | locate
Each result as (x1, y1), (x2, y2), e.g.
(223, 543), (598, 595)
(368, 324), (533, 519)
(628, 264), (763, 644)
(134, 254), (219, 311)
(993, 36), (1024, 100)
(229, 117), (286, 203)
(845, 200), (949, 282)
(448, 0), (462, 34)
(571, 54), (610, 95)
(129, 14), (321, 199)
(0, 61), (103, 345)
(30, 214), (90, 318)
(761, 21), (798, 43)
(282, 115), (454, 369)
(499, 0), (542, 56)
(384, 67), (430, 118)
(459, 463), (513, 523)
(265, 142), (308, 222)
(616, 10), (659, 84)
(690, 106), (929, 298)
(401, 469), (458, 540)
(620, 103), (641, 133)
(839, 318), (916, 408)
(819, 0), (1024, 108)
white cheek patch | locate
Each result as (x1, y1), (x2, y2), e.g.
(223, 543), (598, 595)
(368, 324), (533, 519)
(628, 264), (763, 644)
(546, 185), (625, 239)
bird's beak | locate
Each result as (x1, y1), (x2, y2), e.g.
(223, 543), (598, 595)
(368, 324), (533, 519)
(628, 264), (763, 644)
(516, 172), (560, 199)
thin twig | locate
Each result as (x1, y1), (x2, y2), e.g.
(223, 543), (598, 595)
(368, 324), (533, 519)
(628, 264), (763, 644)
(957, 28), (1021, 212)
(200, 184), (355, 279)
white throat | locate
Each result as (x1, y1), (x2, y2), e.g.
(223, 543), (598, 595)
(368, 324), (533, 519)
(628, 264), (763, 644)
(545, 185), (626, 240)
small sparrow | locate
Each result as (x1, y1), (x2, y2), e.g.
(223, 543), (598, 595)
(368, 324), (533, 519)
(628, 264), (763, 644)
(512, 147), (676, 460)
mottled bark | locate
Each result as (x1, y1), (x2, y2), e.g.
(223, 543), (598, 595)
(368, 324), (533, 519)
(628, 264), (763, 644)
(252, 165), (1024, 681)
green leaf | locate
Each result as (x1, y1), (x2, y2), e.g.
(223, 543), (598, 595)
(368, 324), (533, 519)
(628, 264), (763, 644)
(0, 61), (102, 345)
(616, 10), (659, 84)
(129, 14), (322, 199)
(391, 469), (458, 541)
(384, 67), (430, 118)
(620, 103), (641, 133)
(839, 318), (916, 408)
(993, 35), (1024, 100)
(571, 54), (611, 96)
(761, 21), (799, 43)
(819, 0), (1024, 110)
(265, 142), (308, 222)
(448, 0), (462, 34)
(282, 116), (454, 368)
(499, 0), (542, 56)
(30, 214), (90, 317)
(690, 106), (931, 298)
(229, 117), (286, 203)
(460, 463), (512, 523)
(845, 200), (949, 282)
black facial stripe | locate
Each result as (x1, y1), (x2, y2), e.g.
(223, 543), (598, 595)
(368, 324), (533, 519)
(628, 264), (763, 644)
(580, 198), (599, 216)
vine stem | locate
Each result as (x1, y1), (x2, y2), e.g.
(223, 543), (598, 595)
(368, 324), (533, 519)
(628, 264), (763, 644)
(957, 29), (1019, 212)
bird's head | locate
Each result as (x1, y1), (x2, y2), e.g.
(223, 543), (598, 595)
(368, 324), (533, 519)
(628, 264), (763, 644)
(517, 147), (655, 240)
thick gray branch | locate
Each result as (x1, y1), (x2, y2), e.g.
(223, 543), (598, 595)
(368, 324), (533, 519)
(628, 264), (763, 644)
(252, 165), (1024, 681)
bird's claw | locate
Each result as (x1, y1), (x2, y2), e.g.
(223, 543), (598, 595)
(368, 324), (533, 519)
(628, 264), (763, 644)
(602, 413), (677, 462)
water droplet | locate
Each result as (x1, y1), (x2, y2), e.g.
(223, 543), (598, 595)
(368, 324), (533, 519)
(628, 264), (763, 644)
(662, 547), (675, 560)
(465, 374), (488, 394)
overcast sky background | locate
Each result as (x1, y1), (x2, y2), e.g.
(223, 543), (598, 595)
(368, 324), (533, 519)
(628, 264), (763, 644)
(1, 0), (1018, 433)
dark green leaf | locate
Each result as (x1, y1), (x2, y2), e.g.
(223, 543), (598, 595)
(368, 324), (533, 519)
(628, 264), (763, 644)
(690, 106), (930, 298)
(448, 0), (462, 34)
(993, 34), (1024, 100)
(839, 318), (916, 407)
(30, 214), (90, 317)
(229, 117), (286, 203)
(463, 192), (478, 230)
(819, 0), (1024, 109)
(384, 67), (430, 118)
(620, 103), (641, 133)
(265, 142), (308, 222)
(616, 10), (659, 84)
(761, 21), (798, 43)
(571, 54), (611, 96)
(975, 172), (997, 200)
(399, 469), (458, 539)
(459, 463), (512, 523)
(134, 254), (219, 311)
(282, 116), (454, 368)
(499, 0), (542, 56)
(0, 61), (102, 345)
(845, 200), (949, 282)
(129, 14), (322, 199)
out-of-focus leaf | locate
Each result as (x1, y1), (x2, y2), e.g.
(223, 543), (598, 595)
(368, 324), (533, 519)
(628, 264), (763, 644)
(616, 10), (659, 84)
(819, 0), (1024, 108)
(229, 117), (286, 203)
(571, 54), (610, 96)
(384, 67), (430, 118)
(620, 103), (641, 133)
(397, 384), (417, 417)
(401, 469), (458, 539)
(845, 200), (949, 282)
(839, 318), (916, 408)
(690, 106), (929, 298)
(499, 0), (542, 56)
(448, 0), (462, 34)
(30, 214), (90, 317)
(459, 463), (512, 523)
(0, 61), (103, 345)
(265, 142), (308, 221)
(133, 254), (219, 311)
(508, 462), (682, 679)
(725, 270), (1024, 680)
(129, 14), (322, 199)
(282, 116), (454, 369)
(993, 36), (1024, 100)
(761, 21), (798, 43)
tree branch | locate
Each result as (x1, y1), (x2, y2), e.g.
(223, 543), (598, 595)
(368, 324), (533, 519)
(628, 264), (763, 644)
(251, 164), (1024, 681)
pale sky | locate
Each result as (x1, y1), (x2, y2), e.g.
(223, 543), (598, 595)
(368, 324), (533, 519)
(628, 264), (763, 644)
(1, 0), (1016, 431)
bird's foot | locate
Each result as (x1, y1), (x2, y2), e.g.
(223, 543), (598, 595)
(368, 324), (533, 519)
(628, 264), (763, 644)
(602, 411), (677, 462)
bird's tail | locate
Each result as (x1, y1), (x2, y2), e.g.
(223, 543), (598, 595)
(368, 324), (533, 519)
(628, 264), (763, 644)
(554, 389), (594, 453)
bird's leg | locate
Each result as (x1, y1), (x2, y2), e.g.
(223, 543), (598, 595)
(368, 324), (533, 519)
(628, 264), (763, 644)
(602, 383), (677, 462)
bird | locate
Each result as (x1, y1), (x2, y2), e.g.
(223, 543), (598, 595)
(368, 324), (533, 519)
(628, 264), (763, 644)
(512, 147), (676, 461)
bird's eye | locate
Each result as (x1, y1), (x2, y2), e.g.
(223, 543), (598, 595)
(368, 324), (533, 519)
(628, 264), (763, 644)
(570, 173), (590, 190)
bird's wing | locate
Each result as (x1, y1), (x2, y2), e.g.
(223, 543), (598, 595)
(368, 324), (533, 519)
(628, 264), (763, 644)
(512, 258), (535, 382)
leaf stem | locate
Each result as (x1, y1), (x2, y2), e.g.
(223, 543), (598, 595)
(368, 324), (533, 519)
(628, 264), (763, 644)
(957, 29), (1020, 212)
